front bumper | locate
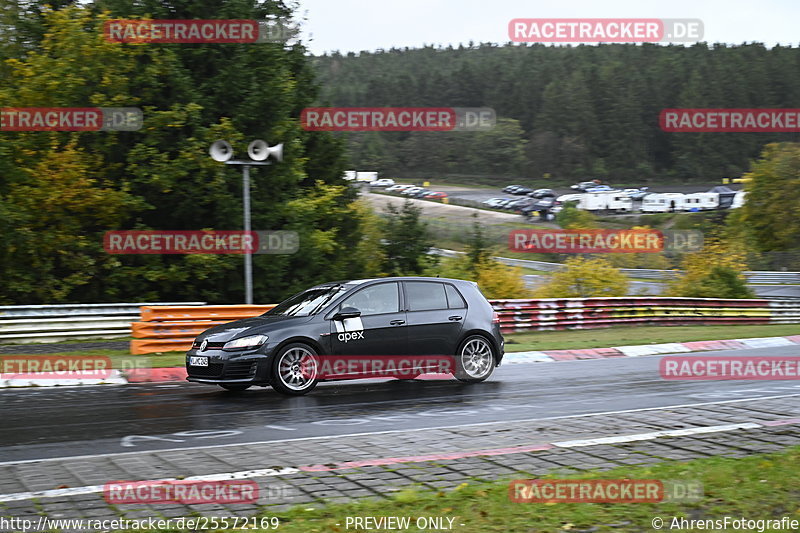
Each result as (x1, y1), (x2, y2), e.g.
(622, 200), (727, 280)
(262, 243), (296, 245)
(185, 349), (272, 385)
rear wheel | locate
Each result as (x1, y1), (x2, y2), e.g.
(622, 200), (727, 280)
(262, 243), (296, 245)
(219, 383), (251, 392)
(270, 343), (319, 396)
(454, 335), (495, 383)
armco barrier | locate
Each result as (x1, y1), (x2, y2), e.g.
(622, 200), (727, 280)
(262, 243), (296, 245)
(0, 302), (205, 344)
(432, 248), (800, 283)
(130, 297), (800, 354)
(131, 305), (274, 354)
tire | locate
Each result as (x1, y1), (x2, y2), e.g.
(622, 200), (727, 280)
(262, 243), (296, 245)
(270, 343), (319, 396)
(454, 335), (496, 383)
(219, 383), (251, 392)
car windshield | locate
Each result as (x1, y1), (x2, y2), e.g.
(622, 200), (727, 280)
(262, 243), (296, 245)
(265, 285), (348, 317)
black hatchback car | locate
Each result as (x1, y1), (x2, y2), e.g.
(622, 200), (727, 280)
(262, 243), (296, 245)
(186, 277), (504, 395)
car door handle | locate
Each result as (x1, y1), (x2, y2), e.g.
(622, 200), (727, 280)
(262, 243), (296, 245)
(449, 315), (463, 321)
(390, 319), (405, 325)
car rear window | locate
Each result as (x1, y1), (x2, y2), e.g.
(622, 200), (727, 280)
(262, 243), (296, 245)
(405, 281), (448, 311)
(445, 284), (466, 309)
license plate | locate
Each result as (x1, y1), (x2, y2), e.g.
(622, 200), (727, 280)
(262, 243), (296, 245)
(189, 356), (209, 367)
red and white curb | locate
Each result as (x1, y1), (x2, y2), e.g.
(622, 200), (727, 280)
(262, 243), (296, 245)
(1, 410), (798, 502)
(504, 335), (800, 364)
(2, 335), (799, 387)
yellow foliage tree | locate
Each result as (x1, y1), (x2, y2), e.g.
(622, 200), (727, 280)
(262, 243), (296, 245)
(534, 256), (629, 298)
(666, 237), (754, 298)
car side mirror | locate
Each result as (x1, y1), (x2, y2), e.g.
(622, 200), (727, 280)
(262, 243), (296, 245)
(333, 307), (361, 320)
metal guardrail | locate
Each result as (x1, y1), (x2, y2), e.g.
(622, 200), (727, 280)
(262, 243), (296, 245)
(0, 302), (206, 344)
(432, 249), (800, 284)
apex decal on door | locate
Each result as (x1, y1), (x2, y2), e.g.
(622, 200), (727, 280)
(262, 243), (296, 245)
(334, 316), (365, 342)
(338, 331), (365, 343)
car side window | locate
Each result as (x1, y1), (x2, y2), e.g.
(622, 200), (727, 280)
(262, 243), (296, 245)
(444, 284), (466, 309)
(405, 281), (448, 311)
(338, 282), (400, 316)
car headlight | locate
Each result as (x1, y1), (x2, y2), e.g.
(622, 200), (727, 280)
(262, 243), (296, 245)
(222, 334), (268, 351)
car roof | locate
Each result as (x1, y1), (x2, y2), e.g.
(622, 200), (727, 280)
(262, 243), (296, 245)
(311, 276), (475, 290)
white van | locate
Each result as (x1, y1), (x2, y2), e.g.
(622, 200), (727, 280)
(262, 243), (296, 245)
(731, 191), (747, 209)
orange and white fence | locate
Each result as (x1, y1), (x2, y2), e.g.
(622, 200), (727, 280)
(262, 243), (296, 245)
(492, 297), (800, 334)
(131, 305), (274, 354)
(127, 297), (800, 354)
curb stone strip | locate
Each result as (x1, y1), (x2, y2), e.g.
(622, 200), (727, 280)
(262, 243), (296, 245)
(0, 419), (796, 503)
(2, 335), (799, 387)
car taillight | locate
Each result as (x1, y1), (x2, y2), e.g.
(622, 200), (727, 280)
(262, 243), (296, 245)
(492, 312), (500, 324)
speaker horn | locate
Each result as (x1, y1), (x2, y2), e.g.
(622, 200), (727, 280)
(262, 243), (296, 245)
(247, 139), (269, 161)
(209, 140), (233, 162)
(248, 140), (283, 162)
(266, 142), (283, 162)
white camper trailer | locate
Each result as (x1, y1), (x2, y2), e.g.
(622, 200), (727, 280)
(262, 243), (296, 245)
(356, 171), (379, 182)
(641, 193), (686, 213)
(577, 191), (633, 212)
(731, 190), (747, 209)
(682, 192), (719, 211)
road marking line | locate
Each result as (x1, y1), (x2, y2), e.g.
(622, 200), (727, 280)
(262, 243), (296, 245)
(553, 423), (762, 448)
(0, 467), (299, 503)
(1, 393), (799, 467)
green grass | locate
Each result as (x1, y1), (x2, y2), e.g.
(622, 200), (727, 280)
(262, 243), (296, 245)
(6, 324), (797, 367)
(505, 323), (800, 351)
(3, 349), (185, 368)
(246, 446), (800, 533)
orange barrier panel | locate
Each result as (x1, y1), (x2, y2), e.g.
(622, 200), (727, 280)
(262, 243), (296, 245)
(131, 321), (228, 338)
(131, 338), (194, 355)
(140, 305), (274, 322)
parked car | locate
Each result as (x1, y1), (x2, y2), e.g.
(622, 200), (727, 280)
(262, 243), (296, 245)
(503, 185), (522, 193)
(369, 178), (395, 187)
(482, 197), (511, 208)
(410, 188), (431, 198)
(528, 188), (556, 199)
(584, 185), (615, 193)
(424, 192), (448, 200)
(521, 198), (558, 218)
(511, 187), (534, 195)
(186, 277), (505, 395)
(622, 187), (650, 200)
(402, 186), (425, 196)
(571, 181), (600, 191)
(505, 198), (534, 211)
(385, 184), (412, 192)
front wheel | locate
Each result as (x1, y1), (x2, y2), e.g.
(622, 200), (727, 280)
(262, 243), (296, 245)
(270, 343), (319, 396)
(454, 335), (496, 383)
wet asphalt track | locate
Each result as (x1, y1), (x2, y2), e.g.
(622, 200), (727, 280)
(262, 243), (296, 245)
(2, 344), (799, 464)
